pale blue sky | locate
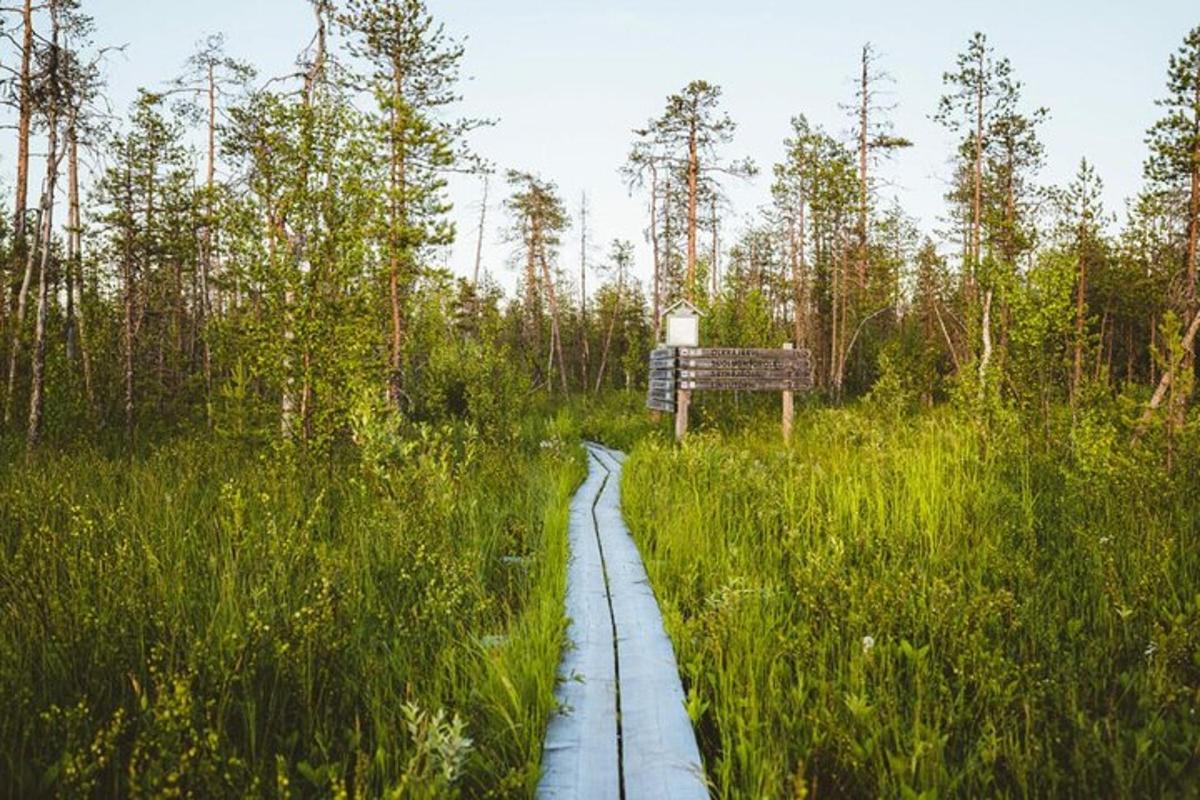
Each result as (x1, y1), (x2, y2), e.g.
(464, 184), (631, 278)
(9, 1), (1199, 295)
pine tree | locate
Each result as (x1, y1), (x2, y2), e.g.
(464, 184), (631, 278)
(341, 0), (480, 405)
(637, 80), (754, 302)
(505, 171), (569, 393)
(1145, 25), (1200, 383)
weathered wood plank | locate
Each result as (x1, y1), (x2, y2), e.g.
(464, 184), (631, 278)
(679, 378), (811, 391)
(675, 355), (810, 367)
(675, 368), (809, 379)
(537, 454), (620, 800)
(677, 346), (805, 357)
(586, 445), (708, 800)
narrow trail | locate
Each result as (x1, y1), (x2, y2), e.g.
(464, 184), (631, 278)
(537, 443), (708, 800)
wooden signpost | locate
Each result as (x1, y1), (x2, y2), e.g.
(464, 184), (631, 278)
(647, 344), (812, 441)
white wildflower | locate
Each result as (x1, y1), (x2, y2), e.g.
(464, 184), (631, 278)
(862, 635), (875, 654)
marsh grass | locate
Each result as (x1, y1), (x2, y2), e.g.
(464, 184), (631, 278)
(621, 405), (1200, 797)
(0, 424), (583, 798)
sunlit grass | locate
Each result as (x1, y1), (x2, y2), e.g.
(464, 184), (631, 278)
(621, 405), (1200, 797)
(0, 427), (584, 798)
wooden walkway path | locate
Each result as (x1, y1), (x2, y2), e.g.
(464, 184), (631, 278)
(537, 443), (708, 800)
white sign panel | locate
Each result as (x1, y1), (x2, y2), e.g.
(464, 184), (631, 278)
(665, 314), (699, 347)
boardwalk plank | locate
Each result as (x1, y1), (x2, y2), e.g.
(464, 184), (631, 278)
(588, 446), (708, 800)
(536, 455), (620, 799)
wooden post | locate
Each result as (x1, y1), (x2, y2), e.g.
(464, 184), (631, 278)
(675, 389), (690, 443)
(781, 342), (794, 442)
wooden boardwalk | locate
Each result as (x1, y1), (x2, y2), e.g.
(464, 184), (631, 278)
(537, 443), (708, 800)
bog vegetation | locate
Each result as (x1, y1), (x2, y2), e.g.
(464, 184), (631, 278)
(0, 0), (1198, 797)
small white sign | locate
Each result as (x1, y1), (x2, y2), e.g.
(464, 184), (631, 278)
(665, 314), (699, 347)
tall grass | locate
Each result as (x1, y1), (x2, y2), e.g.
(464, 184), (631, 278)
(621, 406), (1200, 797)
(0, 422), (584, 798)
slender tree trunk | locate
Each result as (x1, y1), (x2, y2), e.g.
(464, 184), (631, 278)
(473, 173), (488, 285)
(579, 192), (589, 389)
(830, 235), (841, 393)
(65, 127), (77, 365)
(857, 43), (870, 293)
(972, 51), (984, 288)
(539, 249), (568, 395)
(4, 207), (40, 427)
(28, 41), (62, 450)
(1189, 79), (1200, 283)
(649, 162), (661, 341)
(711, 192), (719, 296)
(1072, 246), (1087, 401)
(1183, 75), (1200, 385)
(282, 2), (326, 435)
(979, 288), (994, 395)
(66, 116), (93, 407)
(1150, 313), (1159, 385)
(387, 59), (407, 407)
(523, 220), (542, 378)
(594, 266), (623, 392)
(789, 215), (803, 346)
(686, 120), (698, 301)
(201, 60), (217, 415)
(6, 0), (34, 332)
(1141, 306), (1200, 425)
(1097, 307), (1111, 379)
(123, 149), (136, 438)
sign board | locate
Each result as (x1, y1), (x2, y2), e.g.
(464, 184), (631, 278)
(646, 347), (677, 412)
(646, 307), (814, 442)
(645, 345), (812, 413)
(662, 300), (701, 347)
(665, 314), (699, 347)
(671, 347), (812, 392)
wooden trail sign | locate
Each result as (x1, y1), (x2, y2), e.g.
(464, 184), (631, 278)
(646, 344), (813, 440)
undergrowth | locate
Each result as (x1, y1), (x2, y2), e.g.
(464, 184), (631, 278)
(0, 414), (584, 798)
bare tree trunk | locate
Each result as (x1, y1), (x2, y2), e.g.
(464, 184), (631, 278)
(540, 250), (568, 395)
(4, 207), (40, 427)
(6, 0), (35, 332)
(1150, 313), (1158, 386)
(28, 32), (62, 451)
(686, 120), (698, 301)
(971, 49), (984, 295)
(579, 192), (590, 389)
(830, 235), (841, 394)
(649, 162), (661, 341)
(388, 64), (406, 406)
(979, 287), (994, 396)
(789, 216), (803, 346)
(1095, 307), (1109, 380)
(857, 43), (870, 293)
(711, 192), (719, 296)
(594, 265), (623, 393)
(1183, 74), (1200, 387)
(66, 116), (93, 407)
(122, 148), (136, 438)
(523, 220), (542, 374)
(473, 173), (488, 285)
(1140, 307), (1200, 425)
(1071, 247), (1087, 402)
(201, 60), (217, 415)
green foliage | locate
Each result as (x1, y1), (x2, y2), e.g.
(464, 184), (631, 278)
(621, 405), (1200, 798)
(0, 427), (584, 797)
